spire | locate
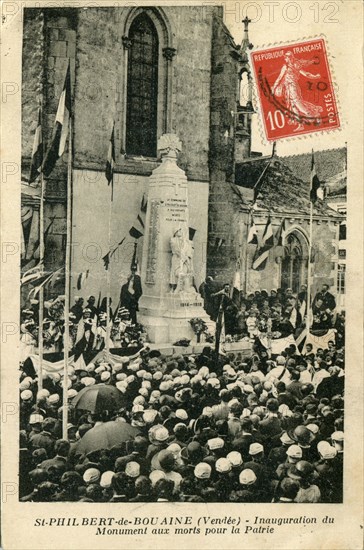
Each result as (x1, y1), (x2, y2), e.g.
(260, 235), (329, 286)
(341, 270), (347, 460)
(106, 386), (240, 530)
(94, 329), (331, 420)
(240, 16), (253, 61)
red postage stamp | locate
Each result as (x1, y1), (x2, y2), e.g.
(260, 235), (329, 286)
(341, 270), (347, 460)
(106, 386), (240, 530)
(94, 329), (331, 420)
(250, 37), (340, 141)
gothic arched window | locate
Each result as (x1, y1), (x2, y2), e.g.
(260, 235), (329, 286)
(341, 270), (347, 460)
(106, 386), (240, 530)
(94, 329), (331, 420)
(126, 14), (159, 157)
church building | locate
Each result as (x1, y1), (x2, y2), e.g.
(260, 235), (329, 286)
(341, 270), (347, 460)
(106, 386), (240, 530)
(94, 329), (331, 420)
(21, 6), (345, 305)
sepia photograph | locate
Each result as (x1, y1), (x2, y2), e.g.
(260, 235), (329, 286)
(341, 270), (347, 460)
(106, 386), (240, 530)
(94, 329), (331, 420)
(1, 1), (363, 549)
(18, 4), (346, 505)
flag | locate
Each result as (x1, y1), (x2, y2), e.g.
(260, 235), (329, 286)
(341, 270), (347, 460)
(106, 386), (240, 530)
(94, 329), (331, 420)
(42, 62), (72, 177)
(276, 218), (286, 246)
(105, 122), (115, 200)
(28, 268), (63, 300)
(29, 105), (43, 184)
(21, 262), (42, 286)
(102, 252), (111, 271)
(252, 216), (274, 270)
(231, 265), (241, 305)
(23, 216), (55, 266)
(103, 236), (126, 270)
(247, 217), (258, 245)
(310, 150), (321, 203)
(189, 227), (196, 241)
(77, 269), (90, 291)
(129, 195), (147, 239)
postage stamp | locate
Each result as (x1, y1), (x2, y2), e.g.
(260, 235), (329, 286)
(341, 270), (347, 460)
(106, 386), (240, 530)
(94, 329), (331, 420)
(250, 37), (340, 141)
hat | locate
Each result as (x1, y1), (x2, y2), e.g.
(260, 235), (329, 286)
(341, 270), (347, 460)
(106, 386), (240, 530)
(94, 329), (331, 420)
(143, 409), (158, 424)
(215, 458), (232, 473)
(37, 389), (50, 400)
(276, 355), (285, 365)
(125, 461), (140, 478)
(207, 377), (220, 389)
(29, 413), (44, 425)
(227, 451), (243, 467)
(306, 424), (319, 435)
(149, 470), (166, 487)
(239, 469), (257, 486)
(207, 438), (225, 451)
(101, 371), (111, 382)
(154, 427), (169, 442)
(286, 445), (303, 459)
(167, 443), (182, 456)
(331, 431), (344, 442)
(139, 388), (149, 398)
(83, 468), (101, 484)
(175, 409), (188, 421)
(20, 380), (31, 391)
(194, 462), (212, 479)
(280, 431), (295, 445)
(153, 371), (163, 381)
(100, 470), (115, 489)
(202, 407), (213, 417)
(132, 404), (144, 414)
(317, 441), (337, 459)
(116, 381), (127, 392)
(249, 443), (264, 456)
(21, 390), (33, 402)
(68, 389), (78, 399)
(48, 394), (60, 404)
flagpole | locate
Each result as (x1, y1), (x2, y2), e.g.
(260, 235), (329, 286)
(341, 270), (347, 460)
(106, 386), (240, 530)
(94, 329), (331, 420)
(244, 208), (252, 295)
(62, 114), (73, 441)
(106, 173), (113, 357)
(306, 199), (313, 336)
(38, 172), (45, 390)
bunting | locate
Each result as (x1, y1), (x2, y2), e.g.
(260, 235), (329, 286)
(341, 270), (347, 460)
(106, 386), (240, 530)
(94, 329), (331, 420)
(129, 195), (147, 239)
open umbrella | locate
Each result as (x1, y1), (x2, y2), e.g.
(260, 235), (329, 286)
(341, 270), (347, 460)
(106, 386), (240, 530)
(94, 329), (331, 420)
(72, 384), (125, 413)
(75, 421), (140, 453)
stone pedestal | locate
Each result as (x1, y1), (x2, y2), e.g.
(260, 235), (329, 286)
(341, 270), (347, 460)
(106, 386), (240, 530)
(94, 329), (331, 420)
(138, 134), (214, 344)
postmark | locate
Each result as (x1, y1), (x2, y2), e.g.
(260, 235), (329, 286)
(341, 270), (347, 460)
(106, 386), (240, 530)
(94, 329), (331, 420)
(250, 37), (340, 141)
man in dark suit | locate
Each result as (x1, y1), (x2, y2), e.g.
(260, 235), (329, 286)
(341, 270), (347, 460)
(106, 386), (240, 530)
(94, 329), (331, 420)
(120, 267), (143, 325)
(313, 284), (336, 315)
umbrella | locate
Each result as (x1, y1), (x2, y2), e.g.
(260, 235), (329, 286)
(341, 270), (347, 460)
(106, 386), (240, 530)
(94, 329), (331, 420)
(75, 421), (140, 453)
(72, 384), (125, 413)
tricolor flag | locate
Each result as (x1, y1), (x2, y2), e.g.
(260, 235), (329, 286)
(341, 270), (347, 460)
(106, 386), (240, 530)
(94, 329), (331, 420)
(252, 216), (274, 271)
(29, 105), (43, 184)
(77, 269), (90, 291)
(28, 267), (64, 300)
(276, 218), (286, 246)
(247, 217), (258, 245)
(42, 62), (72, 177)
(105, 122), (115, 200)
(310, 150), (321, 203)
(129, 195), (147, 239)
(21, 262), (42, 286)
(22, 216), (56, 269)
(102, 236), (126, 271)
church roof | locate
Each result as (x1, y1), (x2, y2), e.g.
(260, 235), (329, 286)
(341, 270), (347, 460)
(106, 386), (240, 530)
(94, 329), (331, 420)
(234, 155), (344, 218)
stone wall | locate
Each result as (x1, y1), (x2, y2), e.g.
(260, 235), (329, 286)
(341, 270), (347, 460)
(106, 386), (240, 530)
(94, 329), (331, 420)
(207, 13), (240, 285)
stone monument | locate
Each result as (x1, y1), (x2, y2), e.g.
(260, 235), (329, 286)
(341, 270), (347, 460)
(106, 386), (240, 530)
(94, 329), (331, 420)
(138, 134), (214, 344)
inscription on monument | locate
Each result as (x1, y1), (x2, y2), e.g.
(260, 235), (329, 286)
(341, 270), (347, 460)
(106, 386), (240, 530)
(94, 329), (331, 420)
(145, 199), (160, 285)
(164, 197), (187, 223)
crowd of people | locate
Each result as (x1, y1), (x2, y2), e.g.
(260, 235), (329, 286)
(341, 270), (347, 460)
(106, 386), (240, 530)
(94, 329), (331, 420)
(199, 280), (343, 343)
(19, 317), (345, 503)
